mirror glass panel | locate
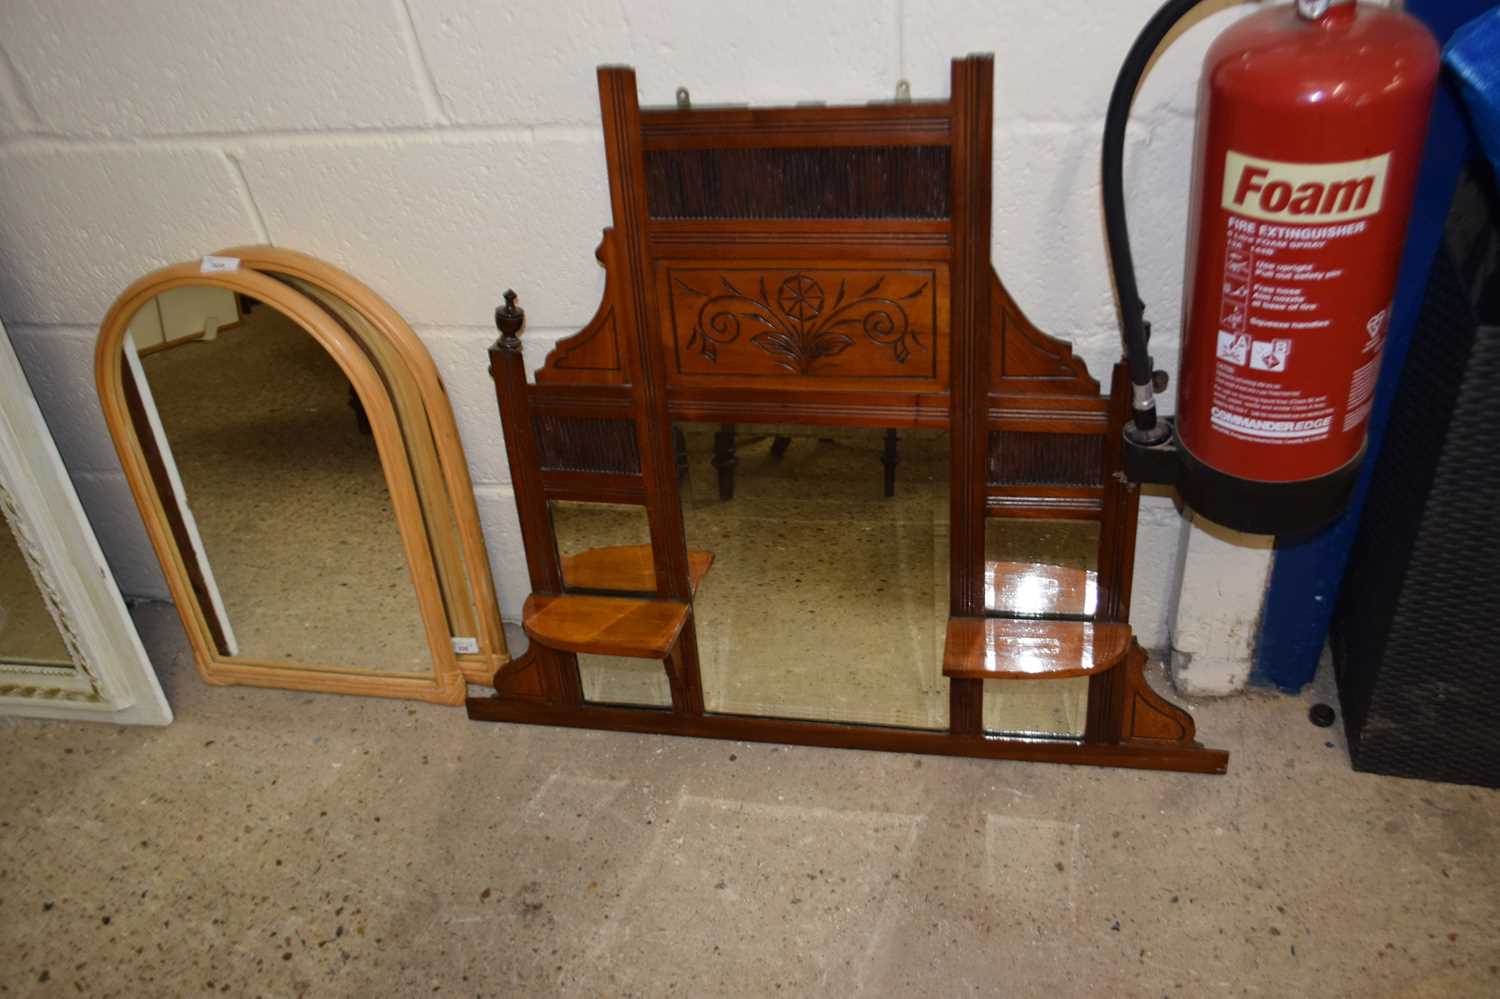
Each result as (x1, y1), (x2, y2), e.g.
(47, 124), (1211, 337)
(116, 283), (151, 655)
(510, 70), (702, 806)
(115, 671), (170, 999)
(0, 517), (72, 667)
(984, 517), (1099, 619)
(980, 516), (1098, 736)
(551, 500), (669, 707)
(982, 677), (1086, 737)
(678, 422), (950, 729)
(131, 291), (432, 673)
(552, 501), (656, 595)
(578, 654), (672, 708)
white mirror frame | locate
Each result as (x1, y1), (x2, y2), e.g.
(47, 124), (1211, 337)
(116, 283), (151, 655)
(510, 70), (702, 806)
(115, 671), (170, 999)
(0, 318), (171, 724)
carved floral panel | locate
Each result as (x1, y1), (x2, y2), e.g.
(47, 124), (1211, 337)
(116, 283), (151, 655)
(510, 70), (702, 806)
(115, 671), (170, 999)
(659, 266), (946, 384)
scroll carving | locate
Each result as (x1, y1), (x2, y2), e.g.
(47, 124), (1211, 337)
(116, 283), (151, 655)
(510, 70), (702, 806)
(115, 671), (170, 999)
(664, 267), (941, 381)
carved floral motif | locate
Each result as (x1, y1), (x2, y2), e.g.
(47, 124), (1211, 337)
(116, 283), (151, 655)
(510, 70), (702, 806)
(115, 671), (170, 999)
(674, 272), (929, 374)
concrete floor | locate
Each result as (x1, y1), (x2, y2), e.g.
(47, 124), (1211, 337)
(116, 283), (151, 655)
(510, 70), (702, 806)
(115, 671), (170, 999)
(3, 603), (1499, 997)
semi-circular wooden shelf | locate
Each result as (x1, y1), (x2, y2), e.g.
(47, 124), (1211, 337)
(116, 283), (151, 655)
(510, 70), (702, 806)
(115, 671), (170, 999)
(560, 544), (714, 595)
(522, 593), (690, 660)
(942, 617), (1132, 680)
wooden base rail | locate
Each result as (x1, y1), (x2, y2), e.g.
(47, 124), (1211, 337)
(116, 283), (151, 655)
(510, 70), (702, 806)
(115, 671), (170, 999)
(469, 642), (1227, 775)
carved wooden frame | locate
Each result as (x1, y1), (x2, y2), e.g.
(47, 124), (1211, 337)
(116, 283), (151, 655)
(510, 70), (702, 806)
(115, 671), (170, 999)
(95, 260), (488, 704)
(0, 318), (171, 724)
(468, 61), (1228, 773)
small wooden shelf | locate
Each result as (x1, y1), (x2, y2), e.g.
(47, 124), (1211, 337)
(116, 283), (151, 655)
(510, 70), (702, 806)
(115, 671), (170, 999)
(522, 593), (690, 660)
(560, 544), (714, 595)
(943, 617), (1131, 680)
(985, 560), (1097, 618)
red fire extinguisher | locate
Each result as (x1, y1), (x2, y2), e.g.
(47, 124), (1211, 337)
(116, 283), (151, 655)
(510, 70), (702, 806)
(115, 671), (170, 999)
(1109, 0), (1440, 534)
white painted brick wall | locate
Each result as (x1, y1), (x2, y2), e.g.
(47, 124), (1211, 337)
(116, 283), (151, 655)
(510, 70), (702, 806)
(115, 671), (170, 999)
(0, 147), (261, 323)
(1131, 491), (1188, 651)
(1169, 514), (1275, 695)
(68, 472), (172, 601)
(413, 0), (899, 124)
(0, 0), (1293, 692)
(471, 484), (527, 622)
(0, 53), (34, 137)
(237, 134), (611, 328)
(0, 0), (436, 136)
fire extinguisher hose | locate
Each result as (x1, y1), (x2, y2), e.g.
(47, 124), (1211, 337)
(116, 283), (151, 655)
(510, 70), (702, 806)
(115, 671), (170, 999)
(1103, 0), (1211, 442)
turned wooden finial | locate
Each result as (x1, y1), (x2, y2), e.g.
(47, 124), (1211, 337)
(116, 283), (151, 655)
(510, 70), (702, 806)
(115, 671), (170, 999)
(494, 289), (525, 351)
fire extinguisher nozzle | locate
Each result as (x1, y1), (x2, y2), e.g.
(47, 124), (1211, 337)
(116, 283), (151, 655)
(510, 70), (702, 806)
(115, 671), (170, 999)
(1128, 408), (1172, 447)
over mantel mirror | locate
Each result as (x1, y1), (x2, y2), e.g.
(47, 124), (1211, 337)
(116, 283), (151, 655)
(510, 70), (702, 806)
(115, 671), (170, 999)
(472, 60), (1225, 773)
(95, 248), (508, 704)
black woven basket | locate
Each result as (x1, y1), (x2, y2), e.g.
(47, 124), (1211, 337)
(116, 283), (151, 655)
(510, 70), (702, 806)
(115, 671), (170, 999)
(1332, 159), (1500, 788)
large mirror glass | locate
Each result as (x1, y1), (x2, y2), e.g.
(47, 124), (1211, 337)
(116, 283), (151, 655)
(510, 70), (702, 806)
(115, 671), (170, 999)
(678, 422), (951, 729)
(673, 422), (1100, 735)
(129, 290), (432, 674)
(0, 517), (72, 668)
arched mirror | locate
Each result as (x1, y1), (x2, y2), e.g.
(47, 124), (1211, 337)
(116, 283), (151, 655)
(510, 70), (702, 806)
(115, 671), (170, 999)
(95, 252), (507, 704)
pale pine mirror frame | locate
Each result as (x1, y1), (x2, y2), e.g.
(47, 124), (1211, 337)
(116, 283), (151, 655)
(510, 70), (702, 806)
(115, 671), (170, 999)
(95, 254), (508, 704)
(215, 246), (509, 686)
(0, 318), (171, 724)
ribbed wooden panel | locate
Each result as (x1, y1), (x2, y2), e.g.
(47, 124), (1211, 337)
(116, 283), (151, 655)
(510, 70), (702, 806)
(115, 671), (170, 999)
(987, 431), (1103, 486)
(644, 146), (951, 220)
(533, 415), (641, 474)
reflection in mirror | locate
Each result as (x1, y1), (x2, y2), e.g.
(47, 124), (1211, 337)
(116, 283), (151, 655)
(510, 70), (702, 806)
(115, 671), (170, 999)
(982, 677), (1086, 738)
(132, 292), (431, 673)
(984, 518), (1099, 619)
(980, 517), (1098, 736)
(269, 274), (479, 643)
(0, 517), (72, 667)
(680, 423), (951, 730)
(552, 501), (656, 595)
(550, 500), (671, 707)
(578, 653), (672, 708)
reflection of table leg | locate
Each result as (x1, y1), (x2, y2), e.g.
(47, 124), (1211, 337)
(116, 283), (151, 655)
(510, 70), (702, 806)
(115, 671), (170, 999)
(673, 426), (688, 483)
(882, 428), (899, 498)
(348, 383), (371, 436)
(712, 423), (737, 500)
